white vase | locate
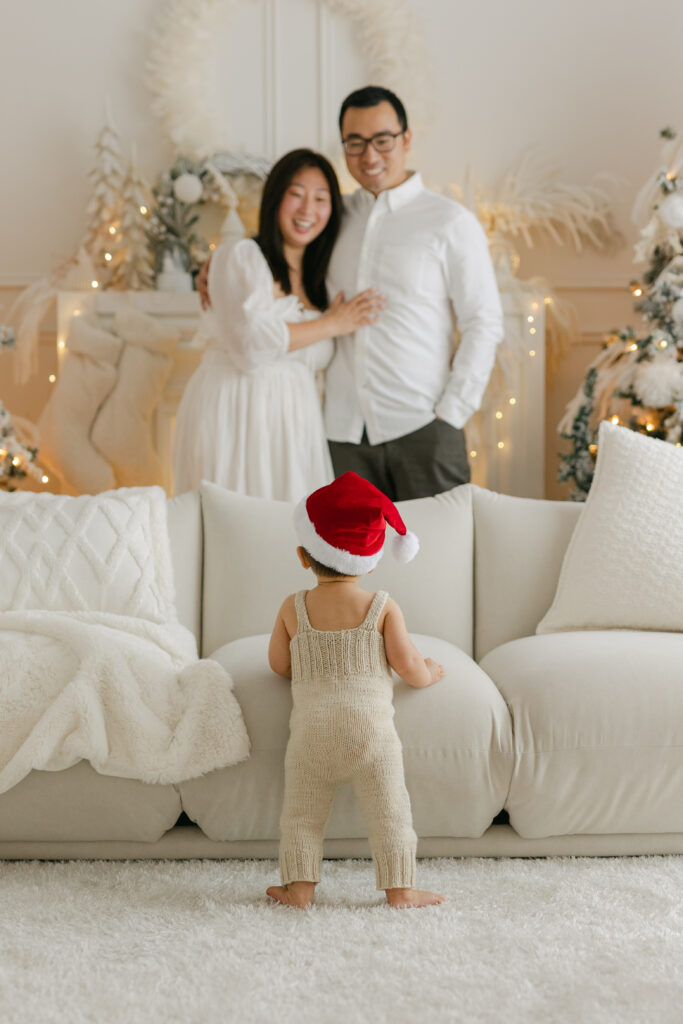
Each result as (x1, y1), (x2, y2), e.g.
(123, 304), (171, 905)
(156, 269), (193, 292)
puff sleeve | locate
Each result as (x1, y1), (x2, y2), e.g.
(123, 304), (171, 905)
(207, 239), (295, 373)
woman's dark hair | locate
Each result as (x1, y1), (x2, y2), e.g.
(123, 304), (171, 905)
(255, 149), (342, 311)
(338, 86), (408, 134)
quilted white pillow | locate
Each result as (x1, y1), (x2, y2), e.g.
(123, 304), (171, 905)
(537, 421), (683, 634)
(0, 486), (176, 621)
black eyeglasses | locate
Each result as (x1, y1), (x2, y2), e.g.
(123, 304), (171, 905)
(341, 131), (405, 157)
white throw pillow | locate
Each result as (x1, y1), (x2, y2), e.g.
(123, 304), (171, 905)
(37, 315), (121, 494)
(537, 421), (683, 633)
(199, 481), (474, 658)
(0, 486), (176, 621)
(91, 308), (178, 487)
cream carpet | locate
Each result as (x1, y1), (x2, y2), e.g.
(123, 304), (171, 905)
(1, 856), (682, 1024)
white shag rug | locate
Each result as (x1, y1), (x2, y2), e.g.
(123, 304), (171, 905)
(2, 856), (683, 1024)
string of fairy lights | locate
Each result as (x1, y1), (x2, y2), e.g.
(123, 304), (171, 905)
(467, 295), (548, 464)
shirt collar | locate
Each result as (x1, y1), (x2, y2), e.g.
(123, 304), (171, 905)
(384, 170), (423, 211)
(355, 170), (424, 211)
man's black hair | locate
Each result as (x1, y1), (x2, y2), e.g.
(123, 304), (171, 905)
(338, 86), (408, 135)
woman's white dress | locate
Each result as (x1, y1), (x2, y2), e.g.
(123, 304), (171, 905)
(172, 238), (334, 501)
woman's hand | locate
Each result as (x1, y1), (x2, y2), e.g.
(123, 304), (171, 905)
(196, 257), (213, 310)
(324, 289), (384, 336)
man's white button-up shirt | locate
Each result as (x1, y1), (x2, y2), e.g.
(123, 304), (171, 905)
(325, 172), (504, 445)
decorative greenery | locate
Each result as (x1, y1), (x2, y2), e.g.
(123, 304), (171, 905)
(0, 324), (15, 350)
(558, 367), (598, 500)
(558, 130), (683, 498)
(147, 159), (207, 276)
(146, 152), (270, 278)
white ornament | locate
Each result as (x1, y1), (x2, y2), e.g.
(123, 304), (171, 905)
(173, 172), (204, 204)
(147, 0), (432, 159)
(658, 192), (683, 229)
(634, 357), (683, 408)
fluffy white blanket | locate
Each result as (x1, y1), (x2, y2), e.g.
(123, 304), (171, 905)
(0, 610), (250, 795)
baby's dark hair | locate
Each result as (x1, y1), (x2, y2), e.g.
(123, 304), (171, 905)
(301, 548), (348, 579)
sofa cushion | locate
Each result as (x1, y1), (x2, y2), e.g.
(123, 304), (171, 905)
(538, 421), (683, 634)
(480, 631), (683, 838)
(0, 487), (176, 622)
(0, 760), (181, 842)
(178, 633), (513, 841)
(166, 490), (202, 645)
(200, 481), (474, 658)
(472, 486), (582, 661)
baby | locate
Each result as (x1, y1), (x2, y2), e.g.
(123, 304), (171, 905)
(266, 472), (446, 909)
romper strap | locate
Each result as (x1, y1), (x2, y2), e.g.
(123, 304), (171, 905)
(294, 590), (312, 632)
(361, 590), (388, 631)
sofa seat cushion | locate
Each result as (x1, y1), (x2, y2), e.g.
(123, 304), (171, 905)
(0, 761), (181, 842)
(179, 634), (513, 841)
(480, 631), (683, 838)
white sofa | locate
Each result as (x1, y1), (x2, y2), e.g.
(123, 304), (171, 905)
(2, 479), (683, 860)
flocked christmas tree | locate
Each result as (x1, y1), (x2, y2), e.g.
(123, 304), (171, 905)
(0, 327), (46, 490)
(83, 101), (125, 289)
(558, 128), (683, 499)
(107, 146), (155, 290)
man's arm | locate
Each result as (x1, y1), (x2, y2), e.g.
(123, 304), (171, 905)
(435, 210), (504, 429)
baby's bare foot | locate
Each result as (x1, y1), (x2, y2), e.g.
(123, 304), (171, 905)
(385, 887), (445, 909)
(266, 882), (315, 909)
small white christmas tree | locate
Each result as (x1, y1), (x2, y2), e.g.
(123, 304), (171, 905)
(83, 99), (125, 288)
(108, 146), (155, 290)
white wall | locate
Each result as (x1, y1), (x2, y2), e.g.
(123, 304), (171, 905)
(3, 0), (680, 282)
(2, 0), (681, 494)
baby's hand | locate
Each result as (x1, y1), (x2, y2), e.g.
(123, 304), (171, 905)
(425, 658), (446, 684)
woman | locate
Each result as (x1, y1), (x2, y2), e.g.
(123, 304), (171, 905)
(172, 149), (381, 500)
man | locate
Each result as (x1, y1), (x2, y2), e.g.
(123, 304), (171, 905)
(325, 85), (503, 501)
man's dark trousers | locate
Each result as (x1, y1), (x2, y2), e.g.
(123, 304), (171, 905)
(327, 418), (470, 502)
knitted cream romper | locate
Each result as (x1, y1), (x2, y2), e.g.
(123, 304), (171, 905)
(279, 589), (417, 890)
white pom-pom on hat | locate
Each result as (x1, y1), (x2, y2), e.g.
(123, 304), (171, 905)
(392, 529), (420, 563)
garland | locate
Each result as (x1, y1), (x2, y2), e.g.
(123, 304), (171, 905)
(147, 151), (271, 276)
(146, 0), (431, 159)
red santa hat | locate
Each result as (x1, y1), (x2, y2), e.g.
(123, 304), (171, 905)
(293, 472), (420, 575)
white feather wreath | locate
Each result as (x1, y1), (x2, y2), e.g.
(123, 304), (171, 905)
(147, 0), (432, 159)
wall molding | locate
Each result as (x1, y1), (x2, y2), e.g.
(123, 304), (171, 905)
(0, 275), (632, 291)
(553, 278), (630, 291)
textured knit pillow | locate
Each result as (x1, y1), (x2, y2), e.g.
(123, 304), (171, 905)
(91, 308), (178, 487)
(0, 486), (176, 620)
(537, 421), (683, 634)
(37, 315), (121, 494)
